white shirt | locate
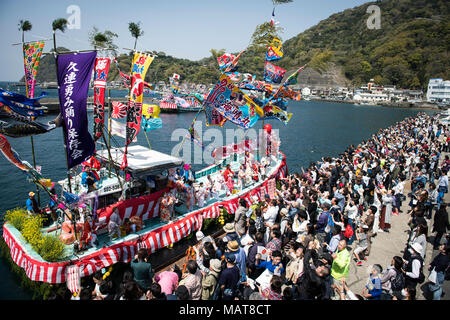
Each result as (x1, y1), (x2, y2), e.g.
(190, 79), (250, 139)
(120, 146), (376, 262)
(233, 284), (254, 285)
(264, 205), (279, 226)
(345, 204), (358, 220)
(438, 175), (449, 188)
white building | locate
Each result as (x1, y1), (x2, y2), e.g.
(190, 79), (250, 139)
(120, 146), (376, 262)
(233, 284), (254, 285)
(353, 92), (389, 103)
(302, 87), (311, 96)
(427, 78), (450, 103)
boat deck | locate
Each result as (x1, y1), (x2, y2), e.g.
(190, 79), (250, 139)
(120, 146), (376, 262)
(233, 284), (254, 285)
(41, 153), (281, 261)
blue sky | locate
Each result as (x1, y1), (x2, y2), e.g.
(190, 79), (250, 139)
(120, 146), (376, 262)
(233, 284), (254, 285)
(0, 0), (370, 81)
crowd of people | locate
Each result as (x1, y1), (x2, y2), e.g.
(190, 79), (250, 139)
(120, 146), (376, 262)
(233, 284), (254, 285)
(48, 112), (449, 301)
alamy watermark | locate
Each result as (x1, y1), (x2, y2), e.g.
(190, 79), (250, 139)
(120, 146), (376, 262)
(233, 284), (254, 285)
(170, 121), (280, 166)
(66, 5), (81, 30)
(366, 5), (381, 30)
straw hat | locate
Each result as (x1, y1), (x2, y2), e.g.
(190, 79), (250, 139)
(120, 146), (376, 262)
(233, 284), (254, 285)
(227, 240), (240, 252)
(210, 259), (222, 273)
(223, 223), (235, 233)
(280, 208), (288, 216)
(28, 192), (35, 197)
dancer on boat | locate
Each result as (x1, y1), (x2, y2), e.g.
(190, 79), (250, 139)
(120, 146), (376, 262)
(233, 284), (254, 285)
(237, 164), (246, 190)
(160, 192), (176, 222)
(195, 182), (208, 208)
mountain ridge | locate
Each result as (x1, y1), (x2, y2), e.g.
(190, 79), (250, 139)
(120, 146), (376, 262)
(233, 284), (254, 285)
(22, 0), (450, 90)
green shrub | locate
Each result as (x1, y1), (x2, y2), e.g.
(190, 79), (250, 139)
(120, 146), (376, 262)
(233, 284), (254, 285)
(4, 208), (65, 262)
(21, 214), (44, 250)
(38, 235), (65, 262)
(4, 207), (28, 231)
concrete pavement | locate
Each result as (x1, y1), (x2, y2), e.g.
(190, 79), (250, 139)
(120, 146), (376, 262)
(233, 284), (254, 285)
(346, 176), (449, 300)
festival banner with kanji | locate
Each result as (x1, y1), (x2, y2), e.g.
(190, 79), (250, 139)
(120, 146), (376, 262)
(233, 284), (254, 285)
(204, 74), (263, 129)
(57, 51), (97, 169)
(121, 52), (153, 170)
(23, 41), (45, 98)
(264, 61), (286, 84)
(92, 57), (111, 141)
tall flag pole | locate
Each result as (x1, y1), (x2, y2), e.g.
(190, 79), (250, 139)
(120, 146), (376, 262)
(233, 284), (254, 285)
(120, 51), (154, 171)
(22, 40), (45, 206)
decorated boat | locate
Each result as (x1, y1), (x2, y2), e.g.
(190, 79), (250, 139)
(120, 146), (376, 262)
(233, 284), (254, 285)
(1, 13), (304, 290)
(2, 136), (287, 284)
(159, 94), (203, 113)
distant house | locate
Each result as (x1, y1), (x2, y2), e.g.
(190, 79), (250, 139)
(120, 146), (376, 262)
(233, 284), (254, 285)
(302, 87), (311, 96)
(426, 78), (450, 103)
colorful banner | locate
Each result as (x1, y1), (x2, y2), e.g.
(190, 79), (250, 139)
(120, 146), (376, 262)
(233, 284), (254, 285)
(111, 101), (127, 119)
(265, 37), (283, 62)
(261, 103), (292, 125)
(0, 134), (32, 171)
(264, 61), (286, 84)
(204, 74), (263, 129)
(283, 64), (306, 86)
(113, 57), (154, 89)
(141, 104), (162, 131)
(122, 52), (153, 170)
(217, 53), (236, 71)
(274, 86), (301, 101)
(217, 50), (245, 72)
(92, 57), (111, 141)
(225, 49), (245, 72)
(57, 51), (97, 169)
(23, 41), (45, 98)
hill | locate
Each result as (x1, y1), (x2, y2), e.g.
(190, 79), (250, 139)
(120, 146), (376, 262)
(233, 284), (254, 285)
(26, 0), (450, 90)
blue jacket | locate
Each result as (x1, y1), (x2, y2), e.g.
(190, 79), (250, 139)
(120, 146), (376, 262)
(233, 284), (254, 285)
(316, 211), (328, 233)
(255, 259), (284, 275)
(26, 198), (33, 211)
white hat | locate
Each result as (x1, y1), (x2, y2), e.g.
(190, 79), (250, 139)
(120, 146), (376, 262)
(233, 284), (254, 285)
(209, 259), (222, 273)
(411, 242), (423, 254)
(195, 231), (205, 242)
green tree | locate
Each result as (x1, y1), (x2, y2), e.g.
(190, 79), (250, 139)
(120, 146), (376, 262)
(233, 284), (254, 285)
(18, 19), (32, 42)
(128, 21), (144, 50)
(51, 18), (68, 52)
(250, 21), (284, 49)
(308, 49), (334, 74)
(88, 26), (118, 54)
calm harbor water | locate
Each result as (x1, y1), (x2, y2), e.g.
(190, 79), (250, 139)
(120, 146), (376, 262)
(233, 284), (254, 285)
(0, 96), (437, 299)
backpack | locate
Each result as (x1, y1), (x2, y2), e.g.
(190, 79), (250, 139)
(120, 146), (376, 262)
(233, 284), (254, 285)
(209, 273), (220, 301)
(391, 270), (405, 292)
